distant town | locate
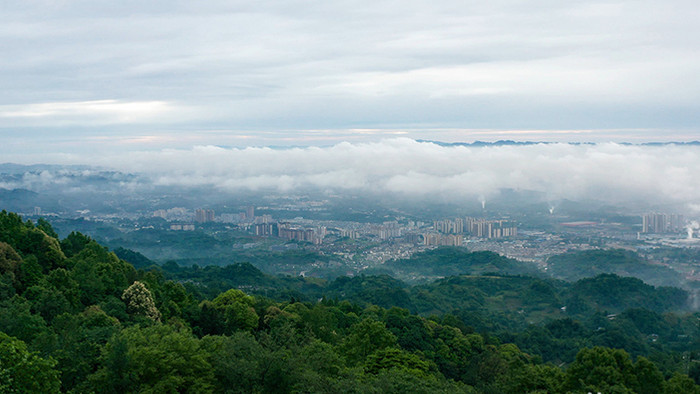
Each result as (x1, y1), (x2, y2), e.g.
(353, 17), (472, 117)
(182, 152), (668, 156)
(25, 198), (700, 280)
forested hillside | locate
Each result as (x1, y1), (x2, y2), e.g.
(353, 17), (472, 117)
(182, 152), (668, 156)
(546, 248), (685, 288)
(384, 247), (542, 282)
(2, 210), (700, 393)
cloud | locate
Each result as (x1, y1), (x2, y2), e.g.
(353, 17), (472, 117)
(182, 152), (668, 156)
(32, 139), (693, 208)
(0, 100), (185, 125)
(0, 1), (699, 137)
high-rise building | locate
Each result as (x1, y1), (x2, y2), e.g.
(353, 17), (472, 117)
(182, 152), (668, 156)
(433, 219), (454, 234)
(464, 217), (517, 239)
(246, 206), (255, 220)
(669, 214), (684, 232)
(453, 217), (464, 234)
(404, 233), (422, 244)
(423, 233), (440, 246)
(340, 229), (359, 239)
(155, 207), (192, 221)
(153, 209), (167, 219)
(195, 209), (215, 223)
(277, 223), (324, 244)
(375, 221), (401, 240)
(641, 213), (684, 233)
(254, 214), (273, 224)
(440, 234), (463, 246)
(253, 223), (276, 236)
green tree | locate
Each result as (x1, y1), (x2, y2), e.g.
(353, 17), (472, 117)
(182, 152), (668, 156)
(363, 347), (433, 378)
(211, 289), (259, 333)
(89, 324), (215, 393)
(23, 284), (72, 322)
(632, 356), (664, 394)
(564, 346), (636, 393)
(60, 231), (92, 258)
(664, 372), (700, 393)
(0, 295), (48, 343)
(47, 268), (80, 308)
(364, 368), (472, 393)
(301, 304), (341, 344)
(0, 242), (21, 286)
(201, 332), (269, 393)
(18, 228), (66, 272)
(49, 306), (120, 392)
(508, 363), (565, 393)
(385, 307), (435, 352)
(339, 318), (397, 366)
(293, 339), (345, 389)
(36, 218), (58, 239)
(0, 332), (60, 393)
(18, 255), (42, 291)
(70, 241), (136, 306)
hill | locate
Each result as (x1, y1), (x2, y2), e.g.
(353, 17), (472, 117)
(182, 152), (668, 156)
(546, 248), (685, 288)
(2, 210), (700, 393)
(384, 247), (541, 283)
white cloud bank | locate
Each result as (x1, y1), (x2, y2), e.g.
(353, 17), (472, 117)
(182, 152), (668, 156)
(62, 139), (697, 207)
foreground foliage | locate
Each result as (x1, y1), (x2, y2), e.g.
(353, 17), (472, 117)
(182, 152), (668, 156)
(2, 210), (700, 393)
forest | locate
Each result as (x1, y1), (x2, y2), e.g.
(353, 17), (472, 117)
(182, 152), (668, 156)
(2, 210), (700, 393)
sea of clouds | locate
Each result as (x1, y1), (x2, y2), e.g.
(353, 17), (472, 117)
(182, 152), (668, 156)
(4, 139), (697, 210)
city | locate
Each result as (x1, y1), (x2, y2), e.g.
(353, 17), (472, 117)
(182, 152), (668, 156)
(3, 0), (700, 390)
(22, 195), (700, 285)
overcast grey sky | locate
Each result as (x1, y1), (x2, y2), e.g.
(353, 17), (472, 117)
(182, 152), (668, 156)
(1, 0), (699, 155)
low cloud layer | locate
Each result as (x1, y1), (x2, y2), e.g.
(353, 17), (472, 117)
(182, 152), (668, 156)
(13, 139), (694, 209)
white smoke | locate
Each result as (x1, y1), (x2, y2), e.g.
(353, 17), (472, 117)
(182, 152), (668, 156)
(687, 221), (700, 239)
(478, 195), (487, 210)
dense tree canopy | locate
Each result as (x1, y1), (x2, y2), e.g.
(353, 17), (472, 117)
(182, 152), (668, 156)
(1, 210), (700, 393)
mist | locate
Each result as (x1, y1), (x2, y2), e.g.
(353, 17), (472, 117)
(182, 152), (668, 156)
(4, 139), (699, 211)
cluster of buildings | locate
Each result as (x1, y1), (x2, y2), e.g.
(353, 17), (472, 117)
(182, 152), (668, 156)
(249, 215), (281, 235)
(421, 233), (463, 246)
(641, 213), (684, 234)
(155, 206), (261, 230)
(152, 205), (517, 247)
(169, 223), (195, 231)
(219, 206), (256, 224)
(300, 216), (518, 247)
(369, 221), (403, 241)
(248, 220), (327, 245)
(332, 221), (409, 241)
(155, 207), (216, 230)
(338, 228), (360, 239)
(246, 214), (326, 245)
(153, 207), (192, 222)
(432, 217), (518, 239)
(406, 217), (516, 247)
(277, 223), (327, 245)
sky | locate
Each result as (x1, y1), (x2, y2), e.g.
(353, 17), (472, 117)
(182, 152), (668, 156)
(1, 0), (700, 157)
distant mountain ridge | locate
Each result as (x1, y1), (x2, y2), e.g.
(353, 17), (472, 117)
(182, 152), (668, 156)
(416, 139), (700, 147)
